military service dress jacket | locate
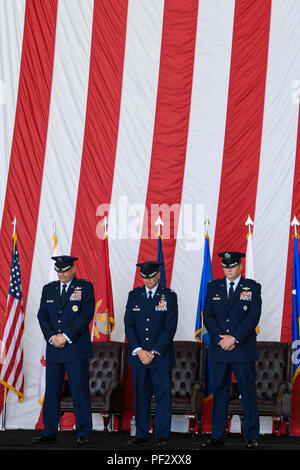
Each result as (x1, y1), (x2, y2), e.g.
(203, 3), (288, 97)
(124, 285), (178, 368)
(37, 277), (95, 363)
(203, 276), (262, 363)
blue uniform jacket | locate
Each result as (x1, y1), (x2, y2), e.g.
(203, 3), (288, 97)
(124, 285), (178, 368)
(203, 276), (262, 362)
(37, 277), (95, 363)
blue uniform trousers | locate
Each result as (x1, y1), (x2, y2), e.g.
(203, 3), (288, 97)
(42, 360), (92, 439)
(132, 366), (172, 441)
(210, 361), (259, 442)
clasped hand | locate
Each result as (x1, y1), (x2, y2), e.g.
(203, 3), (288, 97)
(218, 335), (236, 351)
(137, 349), (155, 365)
(51, 333), (67, 348)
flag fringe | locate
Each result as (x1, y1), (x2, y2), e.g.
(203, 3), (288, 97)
(0, 380), (24, 402)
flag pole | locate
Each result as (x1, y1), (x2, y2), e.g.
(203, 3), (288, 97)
(1, 386), (8, 431)
(291, 216), (300, 237)
(155, 215), (164, 237)
(245, 214), (254, 236)
(201, 215), (210, 343)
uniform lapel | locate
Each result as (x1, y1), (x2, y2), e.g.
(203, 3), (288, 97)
(229, 276), (244, 307)
(220, 279), (228, 307)
(54, 281), (60, 305)
(60, 277), (77, 309)
(144, 284), (162, 313)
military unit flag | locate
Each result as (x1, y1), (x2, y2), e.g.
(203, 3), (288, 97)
(195, 234), (213, 400)
(91, 235), (114, 341)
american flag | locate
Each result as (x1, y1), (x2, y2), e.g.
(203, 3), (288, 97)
(0, 232), (24, 403)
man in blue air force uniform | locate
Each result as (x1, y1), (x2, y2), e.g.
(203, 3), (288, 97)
(33, 256), (95, 446)
(124, 261), (178, 447)
(202, 252), (262, 449)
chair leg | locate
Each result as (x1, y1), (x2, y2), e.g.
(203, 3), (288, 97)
(118, 414), (123, 432)
(189, 416), (196, 435)
(284, 418), (290, 436)
(239, 416), (244, 436)
(226, 416), (232, 435)
(272, 416), (281, 438)
(101, 413), (110, 433)
(197, 415), (203, 436)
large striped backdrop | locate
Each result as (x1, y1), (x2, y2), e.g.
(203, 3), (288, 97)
(1, 0), (300, 433)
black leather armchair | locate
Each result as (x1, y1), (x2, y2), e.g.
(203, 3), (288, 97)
(228, 341), (293, 437)
(60, 341), (128, 432)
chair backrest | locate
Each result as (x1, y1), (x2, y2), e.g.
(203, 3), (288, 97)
(172, 341), (206, 399)
(89, 341), (128, 398)
(256, 341), (292, 401)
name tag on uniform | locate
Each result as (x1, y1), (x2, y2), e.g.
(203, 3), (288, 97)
(213, 296), (220, 301)
(155, 300), (167, 311)
(240, 291), (252, 301)
(46, 299), (54, 303)
(132, 306), (140, 311)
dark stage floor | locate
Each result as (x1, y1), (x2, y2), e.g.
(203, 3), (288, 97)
(0, 430), (300, 462)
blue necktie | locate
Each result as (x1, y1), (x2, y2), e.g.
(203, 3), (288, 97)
(228, 282), (234, 303)
(60, 284), (68, 305)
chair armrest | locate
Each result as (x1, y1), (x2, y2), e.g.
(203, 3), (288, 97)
(276, 381), (293, 417)
(192, 381), (205, 393)
(190, 381), (205, 413)
(104, 381), (120, 410)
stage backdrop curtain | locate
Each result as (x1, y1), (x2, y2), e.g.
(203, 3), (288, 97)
(0, 0), (300, 433)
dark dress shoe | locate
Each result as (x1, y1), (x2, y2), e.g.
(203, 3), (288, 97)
(201, 438), (224, 448)
(77, 436), (90, 446)
(128, 437), (149, 446)
(32, 435), (56, 445)
(153, 438), (168, 447)
(245, 439), (258, 449)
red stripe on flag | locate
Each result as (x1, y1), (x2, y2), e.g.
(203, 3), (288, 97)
(0, 0), (57, 327)
(134, 0), (199, 287)
(71, 0), (128, 286)
(212, 0), (271, 277)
